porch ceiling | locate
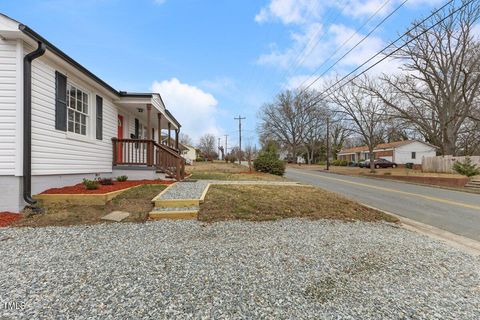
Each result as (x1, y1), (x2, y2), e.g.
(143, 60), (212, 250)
(116, 97), (179, 130)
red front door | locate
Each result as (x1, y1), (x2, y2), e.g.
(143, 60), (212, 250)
(117, 115), (124, 162)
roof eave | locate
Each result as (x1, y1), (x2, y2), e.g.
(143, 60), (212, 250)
(18, 24), (120, 97)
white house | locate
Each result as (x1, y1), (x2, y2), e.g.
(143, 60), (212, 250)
(180, 144), (197, 165)
(338, 140), (438, 165)
(0, 14), (185, 212)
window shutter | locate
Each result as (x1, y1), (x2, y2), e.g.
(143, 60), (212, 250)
(55, 71), (67, 131)
(134, 118), (140, 138)
(96, 95), (103, 140)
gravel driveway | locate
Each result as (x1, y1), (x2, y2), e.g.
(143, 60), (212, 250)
(1, 220), (479, 319)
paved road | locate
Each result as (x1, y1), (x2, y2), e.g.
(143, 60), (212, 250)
(286, 168), (480, 241)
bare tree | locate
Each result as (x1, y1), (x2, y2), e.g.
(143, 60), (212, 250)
(258, 90), (319, 162)
(179, 133), (193, 146)
(330, 119), (351, 160)
(369, 0), (480, 155)
(197, 134), (217, 160)
(303, 104), (329, 164)
(329, 76), (387, 171)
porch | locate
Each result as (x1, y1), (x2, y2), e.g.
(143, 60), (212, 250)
(111, 138), (185, 180)
(113, 93), (185, 180)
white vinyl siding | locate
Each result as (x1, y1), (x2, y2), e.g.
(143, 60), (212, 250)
(394, 142), (437, 164)
(0, 39), (17, 175)
(30, 55), (117, 175)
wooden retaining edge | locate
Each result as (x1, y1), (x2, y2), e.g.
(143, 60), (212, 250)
(33, 185), (147, 205)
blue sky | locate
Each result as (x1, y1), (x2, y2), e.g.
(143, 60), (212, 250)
(1, 0), (444, 148)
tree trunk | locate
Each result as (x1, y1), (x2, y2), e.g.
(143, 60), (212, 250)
(369, 149), (375, 173)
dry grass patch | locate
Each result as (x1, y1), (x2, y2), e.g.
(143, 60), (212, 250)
(189, 161), (283, 181)
(289, 164), (464, 178)
(13, 184), (167, 227)
(198, 185), (398, 223)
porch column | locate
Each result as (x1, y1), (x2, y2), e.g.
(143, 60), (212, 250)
(157, 112), (162, 143)
(146, 104), (153, 166)
(146, 104), (152, 140)
(168, 122), (171, 147)
(175, 129), (179, 150)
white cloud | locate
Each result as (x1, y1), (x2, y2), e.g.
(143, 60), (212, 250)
(151, 78), (222, 142)
(199, 77), (236, 95)
(254, 0), (323, 25)
(257, 22), (385, 72)
(341, 0), (393, 18)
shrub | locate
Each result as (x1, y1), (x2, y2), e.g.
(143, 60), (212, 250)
(97, 177), (114, 185)
(116, 175), (128, 182)
(254, 155), (285, 176)
(82, 179), (99, 190)
(452, 157), (480, 177)
(331, 159), (348, 166)
(318, 160), (326, 166)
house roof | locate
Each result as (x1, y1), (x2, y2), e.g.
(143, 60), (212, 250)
(374, 140), (413, 150)
(339, 140), (438, 155)
(338, 145), (369, 154)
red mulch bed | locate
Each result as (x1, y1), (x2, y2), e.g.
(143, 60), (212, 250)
(0, 212), (21, 227)
(41, 179), (174, 195)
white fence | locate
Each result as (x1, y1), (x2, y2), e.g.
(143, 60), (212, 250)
(422, 156), (480, 173)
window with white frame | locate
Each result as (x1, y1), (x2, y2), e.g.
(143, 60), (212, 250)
(67, 84), (89, 135)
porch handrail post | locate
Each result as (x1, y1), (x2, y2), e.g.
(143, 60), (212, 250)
(112, 138), (117, 166)
(147, 140), (153, 166)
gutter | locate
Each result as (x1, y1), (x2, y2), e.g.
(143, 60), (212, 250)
(23, 41), (46, 207)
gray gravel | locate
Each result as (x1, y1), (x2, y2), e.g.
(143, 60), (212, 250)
(0, 219), (479, 319)
(159, 180), (209, 200)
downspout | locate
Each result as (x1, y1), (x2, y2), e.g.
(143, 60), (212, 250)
(23, 41), (46, 206)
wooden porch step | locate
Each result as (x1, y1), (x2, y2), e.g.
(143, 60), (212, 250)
(149, 206), (199, 220)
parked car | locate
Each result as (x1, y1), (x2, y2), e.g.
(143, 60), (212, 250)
(361, 158), (398, 169)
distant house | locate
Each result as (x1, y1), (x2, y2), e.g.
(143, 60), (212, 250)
(0, 14), (185, 212)
(338, 140), (438, 165)
(180, 144), (197, 165)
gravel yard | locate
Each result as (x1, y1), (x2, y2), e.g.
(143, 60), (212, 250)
(1, 219), (479, 319)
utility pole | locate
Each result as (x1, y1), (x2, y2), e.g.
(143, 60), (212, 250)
(234, 115), (246, 165)
(224, 135), (228, 156)
(218, 137), (221, 160)
(326, 116), (330, 171)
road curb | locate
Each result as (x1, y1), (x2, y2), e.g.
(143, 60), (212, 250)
(360, 203), (480, 256)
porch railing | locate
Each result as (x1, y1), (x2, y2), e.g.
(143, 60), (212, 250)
(112, 138), (185, 180)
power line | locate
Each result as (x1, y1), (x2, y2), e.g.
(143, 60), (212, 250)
(295, 0), (392, 91)
(311, 0), (466, 102)
(299, 0), (410, 94)
(276, 1), (349, 90)
(234, 115), (246, 164)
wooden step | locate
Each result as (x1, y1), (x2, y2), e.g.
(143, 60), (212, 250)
(465, 183), (480, 189)
(149, 206), (199, 220)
